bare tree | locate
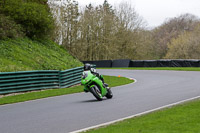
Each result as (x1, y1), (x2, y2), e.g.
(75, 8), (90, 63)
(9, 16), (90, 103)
(114, 2), (147, 59)
(153, 13), (199, 59)
(165, 24), (200, 59)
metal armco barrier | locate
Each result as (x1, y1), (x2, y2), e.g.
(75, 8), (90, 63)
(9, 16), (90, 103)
(0, 66), (85, 95)
(59, 67), (83, 88)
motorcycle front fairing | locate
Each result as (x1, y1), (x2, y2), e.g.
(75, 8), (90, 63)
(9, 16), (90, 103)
(81, 71), (93, 92)
(91, 76), (107, 96)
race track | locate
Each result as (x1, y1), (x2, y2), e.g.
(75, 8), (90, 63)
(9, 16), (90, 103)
(0, 70), (200, 133)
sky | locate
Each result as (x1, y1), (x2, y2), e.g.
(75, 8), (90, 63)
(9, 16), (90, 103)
(77, 0), (200, 27)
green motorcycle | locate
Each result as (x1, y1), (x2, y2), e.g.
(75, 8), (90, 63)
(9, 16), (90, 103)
(81, 70), (113, 101)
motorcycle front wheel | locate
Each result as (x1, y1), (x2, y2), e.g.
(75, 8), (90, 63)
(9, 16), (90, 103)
(90, 85), (103, 101)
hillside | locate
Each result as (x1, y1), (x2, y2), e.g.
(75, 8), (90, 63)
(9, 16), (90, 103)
(0, 38), (83, 72)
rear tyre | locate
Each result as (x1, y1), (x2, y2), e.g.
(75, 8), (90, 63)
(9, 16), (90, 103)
(106, 88), (113, 99)
(90, 85), (103, 101)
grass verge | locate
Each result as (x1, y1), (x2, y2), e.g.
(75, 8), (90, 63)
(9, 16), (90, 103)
(98, 67), (200, 71)
(85, 99), (200, 133)
(0, 38), (82, 72)
(0, 75), (134, 105)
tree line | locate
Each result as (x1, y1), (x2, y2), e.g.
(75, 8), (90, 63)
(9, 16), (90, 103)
(1, 0), (200, 60)
(50, 0), (200, 60)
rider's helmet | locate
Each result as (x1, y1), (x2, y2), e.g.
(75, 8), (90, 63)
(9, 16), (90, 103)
(84, 63), (91, 71)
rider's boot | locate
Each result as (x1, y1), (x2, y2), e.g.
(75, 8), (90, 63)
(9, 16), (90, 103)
(103, 83), (110, 90)
(104, 83), (108, 87)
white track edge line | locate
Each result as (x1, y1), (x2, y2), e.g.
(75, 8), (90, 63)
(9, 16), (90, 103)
(70, 95), (200, 133)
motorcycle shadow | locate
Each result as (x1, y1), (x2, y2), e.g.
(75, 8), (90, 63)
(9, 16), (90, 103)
(79, 98), (107, 103)
(81, 99), (100, 103)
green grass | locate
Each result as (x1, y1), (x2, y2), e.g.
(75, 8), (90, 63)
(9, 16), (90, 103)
(0, 75), (134, 105)
(86, 99), (200, 133)
(102, 75), (134, 87)
(98, 67), (200, 71)
(0, 38), (82, 72)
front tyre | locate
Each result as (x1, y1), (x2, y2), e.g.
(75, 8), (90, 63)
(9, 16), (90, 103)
(90, 85), (103, 101)
(106, 88), (113, 99)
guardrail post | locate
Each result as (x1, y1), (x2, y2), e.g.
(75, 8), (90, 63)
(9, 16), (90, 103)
(58, 71), (61, 88)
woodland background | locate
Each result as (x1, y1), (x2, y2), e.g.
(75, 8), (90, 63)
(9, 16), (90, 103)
(1, 0), (200, 61)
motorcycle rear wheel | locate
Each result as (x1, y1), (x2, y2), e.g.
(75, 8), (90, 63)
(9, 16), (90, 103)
(106, 88), (113, 99)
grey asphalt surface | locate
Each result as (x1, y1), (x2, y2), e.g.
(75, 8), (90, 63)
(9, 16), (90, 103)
(0, 70), (200, 133)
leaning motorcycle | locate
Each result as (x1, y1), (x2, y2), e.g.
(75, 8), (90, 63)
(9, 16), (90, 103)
(81, 70), (113, 101)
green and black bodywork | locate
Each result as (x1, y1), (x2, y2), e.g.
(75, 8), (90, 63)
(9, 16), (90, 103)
(81, 71), (113, 101)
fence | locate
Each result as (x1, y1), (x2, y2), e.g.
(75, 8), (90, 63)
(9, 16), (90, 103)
(83, 59), (200, 67)
(59, 67), (83, 88)
(0, 66), (84, 95)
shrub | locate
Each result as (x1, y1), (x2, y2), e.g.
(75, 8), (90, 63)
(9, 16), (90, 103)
(1, 0), (54, 39)
(0, 14), (24, 39)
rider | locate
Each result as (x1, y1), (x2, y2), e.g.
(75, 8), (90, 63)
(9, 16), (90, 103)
(84, 63), (108, 87)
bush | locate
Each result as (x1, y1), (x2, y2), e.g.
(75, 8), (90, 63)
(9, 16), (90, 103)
(0, 14), (24, 39)
(1, 0), (54, 39)
(24, 0), (48, 4)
